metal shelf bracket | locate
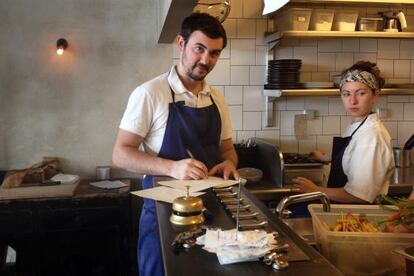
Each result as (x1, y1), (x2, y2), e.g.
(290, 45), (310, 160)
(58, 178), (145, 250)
(264, 90), (282, 127)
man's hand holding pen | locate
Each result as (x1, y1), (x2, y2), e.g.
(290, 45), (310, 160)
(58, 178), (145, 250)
(169, 157), (208, 180)
(167, 149), (207, 180)
(168, 149), (238, 180)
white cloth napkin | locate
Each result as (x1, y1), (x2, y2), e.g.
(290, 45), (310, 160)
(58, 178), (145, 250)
(196, 229), (277, 265)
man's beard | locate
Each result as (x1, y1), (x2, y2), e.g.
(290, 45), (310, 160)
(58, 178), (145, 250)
(181, 49), (210, 81)
(186, 63), (210, 81)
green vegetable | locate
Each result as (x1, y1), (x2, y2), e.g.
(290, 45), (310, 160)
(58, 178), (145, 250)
(378, 195), (414, 229)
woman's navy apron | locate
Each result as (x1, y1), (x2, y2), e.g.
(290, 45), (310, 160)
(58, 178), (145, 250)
(291, 116), (368, 218)
(326, 116), (368, 188)
(137, 85), (222, 276)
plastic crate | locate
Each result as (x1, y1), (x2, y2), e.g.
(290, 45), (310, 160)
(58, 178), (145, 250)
(276, 8), (312, 31)
(309, 9), (334, 31)
(308, 204), (414, 275)
(332, 10), (359, 31)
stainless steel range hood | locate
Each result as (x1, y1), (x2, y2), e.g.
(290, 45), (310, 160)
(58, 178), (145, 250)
(157, 0), (198, 43)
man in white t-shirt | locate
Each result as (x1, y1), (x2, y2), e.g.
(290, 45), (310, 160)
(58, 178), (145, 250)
(112, 13), (238, 276)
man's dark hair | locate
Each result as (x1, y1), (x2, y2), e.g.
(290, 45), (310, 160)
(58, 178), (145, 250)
(180, 13), (227, 49)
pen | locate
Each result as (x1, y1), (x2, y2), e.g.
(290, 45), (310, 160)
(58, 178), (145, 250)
(186, 149), (207, 179)
(186, 149), (194, 159)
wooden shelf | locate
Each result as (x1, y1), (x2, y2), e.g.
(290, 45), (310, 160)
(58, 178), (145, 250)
(290, 0), (414, 4)
(281, 30), (414, 38)
(264, 88), (414, 96)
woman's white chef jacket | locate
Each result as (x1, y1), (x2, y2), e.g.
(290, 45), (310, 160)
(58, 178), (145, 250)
(342, 113), (394, 203)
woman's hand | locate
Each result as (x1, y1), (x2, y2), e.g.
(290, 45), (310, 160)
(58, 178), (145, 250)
(292, 177), (320, 193)
(208, 160), (240, 180)
(309, 150), (325, 162)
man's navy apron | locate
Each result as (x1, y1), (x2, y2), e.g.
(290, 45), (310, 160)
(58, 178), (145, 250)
(137, 85), (222, 276)
(291, 117), (368, 217)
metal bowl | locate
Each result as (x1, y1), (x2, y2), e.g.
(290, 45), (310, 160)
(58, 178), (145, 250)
(237, 167), (263, 184)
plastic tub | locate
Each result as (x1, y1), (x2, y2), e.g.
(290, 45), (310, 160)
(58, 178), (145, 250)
(357, 17), (384, 32)
(309, 9), (334, 31)
(308, 204), (414, 275)
(276, 8), (312, 31)
(332, 10), (359, 31)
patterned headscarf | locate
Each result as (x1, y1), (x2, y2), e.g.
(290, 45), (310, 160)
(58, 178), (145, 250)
(339, 70), (378, 91)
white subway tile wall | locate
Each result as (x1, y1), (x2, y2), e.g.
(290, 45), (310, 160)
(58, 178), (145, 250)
(318, 53), (336, 72)
(206, 59), (230, 85)
(237, 19), (256, 38)
(224, 86), (243, 105)
(243, 86), (264, 111)
(398, 122), (414, 147)
(298, 136), (317, 154)
(281, 111), (302, 135)
(340, 116), (353, 134)
(308, 117), (323, 135)
(175, 1), (414, 152)
(280, 136), (299, 152)
(243, 111), (262, 130)
(376, 59), (394, 78)
(230, 39), (256, 65)
(230, 65), (249, 85)
(305, 97), (329, 116)
(378, 39), (400, 59)
(359, 39), (377, 53)
(322, 116), (341, 135)
(388, 96), (410, 103)
(249, 66), (266, 85)
(387, 103), (404, 121)
(228, 105), (243, 131)
(404, 103), (414, 120)
(328, 97), (346, 116)
(394, 60), (410, 78)
(342, 39), (360, 53)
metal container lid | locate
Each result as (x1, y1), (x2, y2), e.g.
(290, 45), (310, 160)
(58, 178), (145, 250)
(358, 17), (383, 22)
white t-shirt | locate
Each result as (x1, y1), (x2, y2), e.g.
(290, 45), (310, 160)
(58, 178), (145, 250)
(342, 113), (394, 203)
(119, 66), (233, 156)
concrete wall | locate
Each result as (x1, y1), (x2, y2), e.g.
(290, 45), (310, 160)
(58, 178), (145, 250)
(0, 0), (172, 177)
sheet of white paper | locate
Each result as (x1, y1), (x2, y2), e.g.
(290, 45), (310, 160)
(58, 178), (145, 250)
(157, 176), (238, 192)
(90, 180), (128, 189)
(50, 173), (80, 185)
(263, 0), (289, 15)
(131, 186), (205, 203)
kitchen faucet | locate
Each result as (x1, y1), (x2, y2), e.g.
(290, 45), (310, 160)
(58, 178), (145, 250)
(276, 192), (330, 219)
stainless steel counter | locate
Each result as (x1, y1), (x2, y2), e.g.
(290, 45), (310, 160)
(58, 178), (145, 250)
(155, 177), (343, 276)
(388, 166), (414, 195)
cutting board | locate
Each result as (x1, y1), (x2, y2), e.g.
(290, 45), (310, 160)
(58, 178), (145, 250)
(0, 181), (79, 200)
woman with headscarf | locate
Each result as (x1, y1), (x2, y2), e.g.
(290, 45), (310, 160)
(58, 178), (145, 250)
(293, 61), (394, 204)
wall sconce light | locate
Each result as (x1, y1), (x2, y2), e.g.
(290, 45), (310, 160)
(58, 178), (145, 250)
(56, 38), (68, 56)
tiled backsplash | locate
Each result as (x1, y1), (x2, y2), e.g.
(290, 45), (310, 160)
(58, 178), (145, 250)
(172, 0), (414, 153)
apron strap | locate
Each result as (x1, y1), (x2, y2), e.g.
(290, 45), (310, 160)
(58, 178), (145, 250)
(350, 115), (369, 136)
(209, 94), (215, 105)
(166, 68), (215, 105)
(169, 87), (176, 103)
